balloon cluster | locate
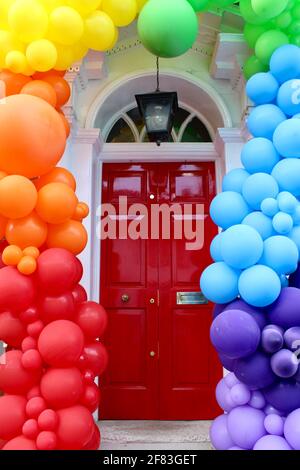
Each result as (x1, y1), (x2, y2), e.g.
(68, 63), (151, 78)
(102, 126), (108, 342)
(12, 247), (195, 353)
(0, 0), (142, 74)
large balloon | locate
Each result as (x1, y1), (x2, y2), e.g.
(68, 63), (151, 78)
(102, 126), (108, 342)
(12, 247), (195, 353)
(234, 351), (276, 389)
(255, 30), (289, 66)
(268, 287), (300, 328)
(36, 182), (78, 224)
(260, 236), (299, 275)
(253, 435), (291, 450)
(0, 350), (40, 394)
(222, 168), (249, 193)
(242, 173), (279, 210)
(0, 311), (26, 347)
(36, 248), (78, 295)
(227, 406), (266, 450)
(251, 0), (288, 20)
(0, 175), (37, 219)
(220, 224), (263, 269)
(0, 266), (35, 312)
(75, 302), (108, 340)
(270, 45), (300, 84)
(209, 414), (234, 451)
(238, 265), (281, 307)
(241, 138), (280, 174)
(272, 159), (300, 196)
(39, 292), (75, 324)
(79, 341), (109, 376)
(246, 72), (279, 105)
(210, 191), (249, 230)
(284, 409), (300, 450)
(247, 104), (286, 140)
(200, 262), (239, 304)
(263, 381), (300, 413)
(0, 395), (26, 440)
(56, 405), (94, 450)
(273, 119), (300, 158)
(242, 211), (274, 240)
(41, 367), (84, 409)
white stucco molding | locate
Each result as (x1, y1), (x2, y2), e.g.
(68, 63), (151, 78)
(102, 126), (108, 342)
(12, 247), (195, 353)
(72, 127), (103, 152)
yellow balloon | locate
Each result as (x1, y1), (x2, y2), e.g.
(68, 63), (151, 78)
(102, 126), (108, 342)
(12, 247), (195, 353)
(72, 41), (89, 62)
(0, 30), (24, 68)
(66, 0), (102, 17)
(39, 0), (64, 12)
(5, 50), (27, 73)
(0, 0), (14, 29)
(102, 0), (137, 27)
(83, 11), (116, 51)
(8, 0), (49, 43)
(26, 39), (57, 72)
(54, 44), (74, 70)
(109, 27), (119, 49)
(48, 7), (84, 46)
(137, 0), (147, 12)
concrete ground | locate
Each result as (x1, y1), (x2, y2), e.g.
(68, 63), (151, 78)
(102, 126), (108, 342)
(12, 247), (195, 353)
(99, 421), (212, 450)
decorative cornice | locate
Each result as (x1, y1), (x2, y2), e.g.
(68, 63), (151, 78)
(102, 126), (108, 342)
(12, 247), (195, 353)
(72, 128), (103, 154)
(214, 127), (248, 155)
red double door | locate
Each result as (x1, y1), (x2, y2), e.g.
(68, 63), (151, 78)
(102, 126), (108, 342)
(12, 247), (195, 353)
(100, 162), (222, 420)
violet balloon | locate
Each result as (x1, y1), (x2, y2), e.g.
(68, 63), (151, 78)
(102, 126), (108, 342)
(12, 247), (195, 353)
(264, 414), (284, 436)
(284, 408), (300, 450)
(271, 349), (298, 378)
(224, 299), (267, 330)
(210, 414), (235, 451)
(261, 324), (284, 353)
(263, 381), (300, 413)
(284, 327), (300, 351)
(249, 391), (266, 409)
(227, 406), (266, 450)
(230, 383), (251, 406)
(234, 351), (276, 390)
(267, 288), (300, 328)
(216, 379), (234, 412)
(253, 435), (292, 450)
(224, 373), (240, 389)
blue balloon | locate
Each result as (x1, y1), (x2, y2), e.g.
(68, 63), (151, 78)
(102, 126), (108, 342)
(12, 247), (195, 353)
(289, 226), (300, 255)
(277, 191), (298, 214)
(270, 45), (300, 84)
(273, 118), (300, 158)
(210, 233), (223, 262)
(200, 262), (240, 304)
(261, 198), (279, 217)
(210, 191), (249, 230)
(222, 168), (249, 193)
(220, 224), (263, 270)
(241, 138), (280, 174)
(272, 212), (293, 235)
(280, 275), (289, 287)
(260, 236), (299, 275)
(242, 173), (279, 210)
(272, 159), (300, 196)
(277, 79), (300, 116)
(247, 104), (286, 140)
(246, 72), (279, 105)
(293, 206), (300, 225)
(238, 265), (281, 307)
(242, 211), (274, 240)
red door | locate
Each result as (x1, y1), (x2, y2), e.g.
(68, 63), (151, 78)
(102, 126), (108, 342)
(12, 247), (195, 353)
(100, 163), (222, 420)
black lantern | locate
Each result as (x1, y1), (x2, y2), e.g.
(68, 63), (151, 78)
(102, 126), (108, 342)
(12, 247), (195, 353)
(135, 58), (178, 146)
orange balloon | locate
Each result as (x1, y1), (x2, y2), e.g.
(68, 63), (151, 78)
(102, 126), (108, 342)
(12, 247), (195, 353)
(36, 182), (78, 225)
(21, 80), (57, 108)
(34, 167), (76, 191)
(0, 70), (32, 97)
(0, 171), (7, 181)
(6, 212), (48, 249)
(58, 111), (70, 137)
(43, 76), (70, 108)
(18, 256), (37, 275)
(0, 95), (66, 178)
(0, 215), (7, 239)
(33, 70), (66, 80)
(0, 175), (37, 219)
(47, 220), (87, 255)
(73, 202), (89, 221)
(2, 245), (23, 266)
(23, 247), (40, 259)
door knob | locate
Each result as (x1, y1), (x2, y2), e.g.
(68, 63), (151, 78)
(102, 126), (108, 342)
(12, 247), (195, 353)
(121, 294), (129, 303)
(149, 298), (155, 304)
(149, 351), (156, 357)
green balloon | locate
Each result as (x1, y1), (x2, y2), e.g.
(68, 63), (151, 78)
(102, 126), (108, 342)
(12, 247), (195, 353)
(138, 0), (198, 58)
(187, 0), (210, 11)
(290, 33), (300, 46)
(240, 0), (268, 24)
(288, 19), (300, 35)
(255, 29), (289, 65)
(292, 4), (300, 19)
(243, 54), (268, 80)
(274, 11), (292, 29)
(251, 0), (289, 20)
(244, 22), (271, 48)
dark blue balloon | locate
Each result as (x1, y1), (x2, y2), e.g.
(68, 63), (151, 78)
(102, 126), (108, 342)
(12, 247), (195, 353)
(224, 299), (267, 330)
(267, 287), (300, 328)
(261, 325), (284, 354)
(234, 351), (276, 390)
(263, 380), (300, 413)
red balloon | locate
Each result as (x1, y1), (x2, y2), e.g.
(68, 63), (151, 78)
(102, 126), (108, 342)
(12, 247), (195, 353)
(19, 307), (39, 325)
(0, 266), (36, 312)
(39, 292), (75, 324)
(36, 248), (78, 295)
(38, 409), (58, 431)
(26, 397), (47, 419)
(83, 369), (95, 384)
(26, 386), (41, 400)
(3, 435), (37, 450)
(75, 302), (108, 340)
(21, 336), (37, 352)
(0, 311), (26, 347)
(21, 349), (43, 370)
(41, 367), (83, 409)
(74, 258), (83, 284)
(0, 350), (41, 394)
(36, 431), (57, 450)
(38, 320), (84, 367)
(83, 424), (101, 450)
(72, 284), (87, 304)
(0, 395), (27, 440)
(80, 383), (100, 413)
(56, 405), (94, 450)
(79, 341), (109, 376)
(22, 419), (39, 439)
(26, 320), (44, 338)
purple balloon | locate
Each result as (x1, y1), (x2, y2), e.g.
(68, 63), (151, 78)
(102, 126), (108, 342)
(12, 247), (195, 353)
(224, 299), (267, 330)
(229, 446), (245, 450)
(271, 349), (298, 378)
(224, 372), (240, 388)
(230, 383), (251, 406)
(210, 414), (235, 450)
(213, 303), (228, 319)
(267, 288), (300, 328)
(284, 327), (300, 351)
(261, 324), (284, 353)
(234, 351), (276, 390)
(227, 406), (266, 449)
(249, 391), (266, 409)
(293, 365), (300, 382)
(218, 353), (237, 372)
(210, 309), (261, 359)
(289, 263), (300, 288)
(253, 435), (291, 450)
(263, 380), (300, 413)
(284, 408), (300, 450)
(216, 378), (234, 413)
(264, 414), (284, 436)
(264, 404), (285, 416)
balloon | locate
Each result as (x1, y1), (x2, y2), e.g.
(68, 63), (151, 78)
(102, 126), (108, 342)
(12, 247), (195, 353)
(243, 55), (268, 80)
(227, 406), (266, 450)
(22, 419), (39, 439)
(241, 138), (280, 174)
(274, 118), (300, 157)
(270, 44), (300, 84)
(80, 341), (109, 376)
(242, 212), (274, 240)
(21, 349), (43, 370)
(246, 72), (279, 105)
(5, 50), (27, 74)
(254, 435), (292, 450)
(26, 385), (41, 400)
(66, 0), (102, 16)
(277, 80), (300, 116)
(222, 168), (250, 193)
(102, 0), (137, 27)
(8, 0), (48, 43)
(261, 198), (279, 217)
(80, 383), (100, 412)
(36, 431), (57, 450)
(264, 414), (284, 436)
(210, 191), (249, 230)
(0, 175), (37, 219)
(238, 265), (281, 307)
(39, 292), (75, 324)
(210, 414), (234, 451)
(19, 307), (39, 325)
(186, 0), (209, 11)
(216, 379), (233, 412)
(82, 424), (101, 450)
(75, 302), (108, 340)
(244, 23), (271, 49)
(289, 226), (300, 255)
(38, 320), (84, 367)
(249, 391), (266, 409)
(0, 311), (26, 347)
(35, 167), (76, 191)
(220, 225), (263, 269)
(278, 191), (298, 214)
(38, 409), (58, 431)
(83, 11), (117, 51)
(224, 299), (267, 330)
(3, 435), (37, 450)
(36, 182), (78, 224)
(26, 397), (47, 418)
(46, 219), (88, 255)
(234, 351), (276, 389)
(272, 212), (293, 235)
(264, 380), (300, 413)
(48, 6), (84, 46)
(21, 80), (57, 107)
(0, 266), (36, 312)
(22, 337), (37, 352)
(56, 405), (94, 450)
(26, 320), (44, 338)
(200, 262), (240, 304)
(137, 0), (198, 58)
(0, 95), (66, 178)
(210, 233), (223, 262)
(58, 111), (70, 137)
(255, 30), (289, 66)
(42, 75), (70, 107)
(0, 70), (32, 97)
(268, 287), (300, 328)
(0, 395), (26, 440)
(284, 327), (300, 350)
(0, 350), (41, 394)
(247, 104), (286, 140)
(6, 212), (48, 249)
(26, 39), (58, 72)
(230, 383), (251, 406)
(261, 325), (284, 353)
(271, 349), (298, 378)
(260, 236), (298, 274)
(210, 310), (261, 359)
(41, 367), (83, 409)
(218, 353), (237, 372)
(251, 0), (288, 19)
(272, 159), (300, 196)
(18, 255), (37, 275)
(2, 245), (24, 267)
(284, 408), (300, 449)
(36, 248), (78, 295)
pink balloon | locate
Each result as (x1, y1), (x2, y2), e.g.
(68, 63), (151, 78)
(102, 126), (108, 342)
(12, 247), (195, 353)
(0, 266), (36, 312)
(22, 419), (39, 439)
(26, 397), (47, 419)
(38, 320), (84, 367)
(26, 320), (44, 338)
(19, 307), (39, 325)
(83, 424), (101, 450)
(0, 311), (26, 347)
(79, 341), (108, 376)
(41, 367), (83, 409)
(3, 435), (37, 450)
(72, 284), (87, 304)
(36, 431), (57, 450)
(0, 350), (41, 394)
(36, 248), (78, 295)
(0, 395), (27, 440)
(21, 336), (37, 352)
(56, 405), (94, 450)
(38, 409), (58, 431)
(21, 350), (43, 370)
(80, 383), (100, 413)
(39, 292), (75, 324)
(75, 302), (108, 340)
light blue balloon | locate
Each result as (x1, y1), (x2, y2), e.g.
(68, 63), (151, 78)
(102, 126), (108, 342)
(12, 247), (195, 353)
(289, 226), (300, 255)
(246, 72), (279, 105)
(270, 45), (300, 84)
(210, 233), (223, 262)
(280, 275), (289, 288)
(220, 224), (263, 270)
(261, 198), (279, 217)
(222, 168), (250, 193)
(200, 262), (240, 304)
(210, 191), (249, 230)
(238, 265), (281, 307)
(277, 191), (298, 214)
(241, 138), (280, 174)
(272, 159), (300, 196)
(242, 173), (279, 210)
(242, 211), (274, 240)
(247, 105), (286, 140)
(293, 205), (300, 225)
(260, 236), (299, 274)
(273, 118), (300, 158)
(277, 79), (300, 116)
(272, 212), (294, 235)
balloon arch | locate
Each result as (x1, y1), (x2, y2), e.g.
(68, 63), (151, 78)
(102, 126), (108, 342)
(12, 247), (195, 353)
(0, 0), (300, 451)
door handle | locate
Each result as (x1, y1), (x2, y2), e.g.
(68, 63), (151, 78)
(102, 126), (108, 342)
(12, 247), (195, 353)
(121, 294), (130, 303)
